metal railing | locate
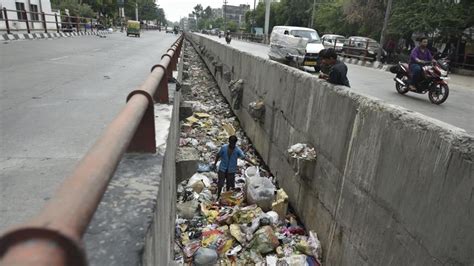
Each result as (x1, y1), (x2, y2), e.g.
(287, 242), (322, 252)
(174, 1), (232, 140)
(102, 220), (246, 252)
(0, 7), (101, 34)
(0, 35), (184, 266)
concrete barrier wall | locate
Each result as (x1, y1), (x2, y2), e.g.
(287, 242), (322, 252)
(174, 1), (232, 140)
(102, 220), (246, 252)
(187, 33), (474, 266)
(142, 90), (179, 266)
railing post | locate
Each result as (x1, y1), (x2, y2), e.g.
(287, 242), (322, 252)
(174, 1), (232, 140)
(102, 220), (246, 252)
(76, 16), (79, 33)
(42, 12), (47, 33)
(3, 8), (10, 34)
(55, 14), (59, 33)
(364, 40), (369, 62)
(125, 91), (156, 153)
(23, 10), (30, 34)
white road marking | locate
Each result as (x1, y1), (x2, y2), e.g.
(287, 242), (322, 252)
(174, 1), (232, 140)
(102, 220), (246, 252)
(50, 56), (69, 61)
(93, 48), (101, 52)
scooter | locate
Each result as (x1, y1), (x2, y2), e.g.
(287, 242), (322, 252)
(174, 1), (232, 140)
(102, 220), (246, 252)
(391, 58), (450, 105)
(225, 34), (232, 44)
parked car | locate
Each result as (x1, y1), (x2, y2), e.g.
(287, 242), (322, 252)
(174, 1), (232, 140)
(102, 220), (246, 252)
(342, 36), (387, 62)
(268, 26), (325, 71)
(321, 34), (346, 51)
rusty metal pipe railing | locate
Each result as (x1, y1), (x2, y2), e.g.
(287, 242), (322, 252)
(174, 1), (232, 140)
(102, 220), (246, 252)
(0, 34), (184, 266)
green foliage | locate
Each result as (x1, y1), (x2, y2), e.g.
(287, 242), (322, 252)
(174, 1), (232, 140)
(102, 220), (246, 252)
(52, 0), (95, 17)
(238, 0), (473, 43)
(389, 0), (474, 39)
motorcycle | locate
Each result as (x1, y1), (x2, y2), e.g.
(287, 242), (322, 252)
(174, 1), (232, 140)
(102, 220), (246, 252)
(225, 34), (232, 44)
(391, 58), (450, 104)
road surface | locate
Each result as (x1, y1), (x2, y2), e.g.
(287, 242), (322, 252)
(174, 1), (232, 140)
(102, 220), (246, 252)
(203, 34), (474, 134)
(0, 31), (178, 230)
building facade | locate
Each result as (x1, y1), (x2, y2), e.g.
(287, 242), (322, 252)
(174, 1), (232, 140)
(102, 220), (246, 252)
(0, 0), (59, 32)
(223, 4), (250, 27)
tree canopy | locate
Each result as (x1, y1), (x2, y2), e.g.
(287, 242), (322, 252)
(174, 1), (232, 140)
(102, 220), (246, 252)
(51, 0), (167, 26)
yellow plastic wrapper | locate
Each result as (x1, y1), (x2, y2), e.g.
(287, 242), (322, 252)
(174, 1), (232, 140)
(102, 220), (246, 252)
(232, 205), (263, 224)
(222, 123), (236, 136)
(218, 239), (234, 255)
(230, 224), (245, 244)
(195, 112), (210, 118)
(272, 189), (288, 219)
(201, 229), (223, 247)
(200, 204), (219, 223)
(220, 191), (244, 206)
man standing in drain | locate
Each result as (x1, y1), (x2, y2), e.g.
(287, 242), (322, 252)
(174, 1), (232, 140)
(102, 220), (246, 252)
(213, 135), (255, 199)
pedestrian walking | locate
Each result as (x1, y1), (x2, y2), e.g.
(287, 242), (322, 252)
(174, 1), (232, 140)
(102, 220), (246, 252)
(213, 135), (255, 199)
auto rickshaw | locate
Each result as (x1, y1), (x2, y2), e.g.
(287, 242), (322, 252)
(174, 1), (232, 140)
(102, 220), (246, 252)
(126, 20), (140, 37)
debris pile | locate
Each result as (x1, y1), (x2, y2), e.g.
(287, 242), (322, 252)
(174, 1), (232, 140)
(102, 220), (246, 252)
(174, 42), (322, 265)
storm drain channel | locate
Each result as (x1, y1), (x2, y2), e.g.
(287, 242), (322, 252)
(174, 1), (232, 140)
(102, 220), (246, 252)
(173, 41), (323, 265)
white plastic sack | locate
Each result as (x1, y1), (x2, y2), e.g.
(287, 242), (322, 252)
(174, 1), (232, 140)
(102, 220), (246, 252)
(268, 32), (308, 62)
(265, 211), (279, 224)
(187, 173), (211, 187)
(245, 166), (260, 179)
(246, 176), (275, 212)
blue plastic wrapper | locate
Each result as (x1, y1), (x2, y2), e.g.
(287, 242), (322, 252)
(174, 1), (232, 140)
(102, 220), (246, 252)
(197, 163), (212, 173)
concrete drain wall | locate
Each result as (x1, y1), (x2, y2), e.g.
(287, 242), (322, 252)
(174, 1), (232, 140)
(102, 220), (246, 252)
(186, 33), (474, 265)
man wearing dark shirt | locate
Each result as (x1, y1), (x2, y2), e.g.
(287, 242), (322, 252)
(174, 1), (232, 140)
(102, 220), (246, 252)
(409, 37), (433, 91)
(319, 48), (350, 87)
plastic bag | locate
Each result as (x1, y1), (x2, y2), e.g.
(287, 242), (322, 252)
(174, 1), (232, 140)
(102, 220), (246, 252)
(191, 180), (205, 193)
(183, 240), (201, 258)
(248, 225), (280, 255)
(278, 255), (309, 266)
(194, 247), (218, 265)
(246, 177), (276, 212)
(197, 163), (212, 173)
(245, 166), (260, 179)
(177, 200), (199, 219)
(265, 211), (279, 224)
(233, 205), (263, 224)
(272, 189), (288, 219)
(308, 231), (322, 260)
(230, 224), (245, 244)
(220, 190), (244, 206)
(187, 173), (211, 187)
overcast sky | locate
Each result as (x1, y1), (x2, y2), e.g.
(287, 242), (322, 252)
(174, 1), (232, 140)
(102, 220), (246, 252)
(157, 0), (256, 22)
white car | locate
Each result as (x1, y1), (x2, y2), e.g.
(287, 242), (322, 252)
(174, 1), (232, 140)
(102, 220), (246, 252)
(321, 34), (346, 51)
(268, 26), (325, 71)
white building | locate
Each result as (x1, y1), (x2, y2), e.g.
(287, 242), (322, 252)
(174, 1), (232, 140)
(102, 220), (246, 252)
(0, 0), (59, 32)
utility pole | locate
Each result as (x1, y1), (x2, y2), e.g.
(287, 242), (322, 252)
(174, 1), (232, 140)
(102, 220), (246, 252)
(223, 0), (227, 31)
(135, 2), (139, 21)
(310, 0), (316, 28)
(377, 0), (393, 63)
(264, 0), (270, 42)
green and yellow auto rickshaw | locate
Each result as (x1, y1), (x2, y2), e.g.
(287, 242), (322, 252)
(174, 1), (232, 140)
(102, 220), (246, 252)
(126, 20), (140, 37)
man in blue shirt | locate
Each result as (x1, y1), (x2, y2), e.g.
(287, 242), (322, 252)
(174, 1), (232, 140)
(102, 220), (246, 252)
(213, 135), (255, 199)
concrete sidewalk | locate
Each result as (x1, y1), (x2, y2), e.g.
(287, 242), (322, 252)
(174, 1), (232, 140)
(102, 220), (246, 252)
(1, 30), (112, 41)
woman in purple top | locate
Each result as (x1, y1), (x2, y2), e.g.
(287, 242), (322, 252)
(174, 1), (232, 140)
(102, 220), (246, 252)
(409, 37), (433, 91)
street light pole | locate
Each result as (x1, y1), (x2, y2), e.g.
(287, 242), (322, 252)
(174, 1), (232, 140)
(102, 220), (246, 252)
(310, 0), (316, 28)
(377, 0), (393, 63)
(135, 2), (139, 21)
(223, 0), (227, 31)
(264, 0), (270, 42)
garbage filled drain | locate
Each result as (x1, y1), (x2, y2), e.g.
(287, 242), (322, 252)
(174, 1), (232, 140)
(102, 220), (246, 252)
(174, 41), (322, 265)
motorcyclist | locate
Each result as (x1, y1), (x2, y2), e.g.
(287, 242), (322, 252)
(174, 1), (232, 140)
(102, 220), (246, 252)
(409, 37), (433, 91)
(225, 30), (231, 43)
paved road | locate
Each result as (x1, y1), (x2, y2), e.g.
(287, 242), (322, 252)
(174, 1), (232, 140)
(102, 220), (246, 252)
(0, 31), (178, 230)
(203, 34), (474, 134)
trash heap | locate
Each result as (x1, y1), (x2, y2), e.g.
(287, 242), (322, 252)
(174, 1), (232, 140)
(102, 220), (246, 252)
(174, 42), (322, 265)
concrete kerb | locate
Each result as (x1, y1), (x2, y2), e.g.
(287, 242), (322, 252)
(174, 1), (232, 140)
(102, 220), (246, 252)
(0, 30), (113, 42)
(186, 33), (474, 265)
